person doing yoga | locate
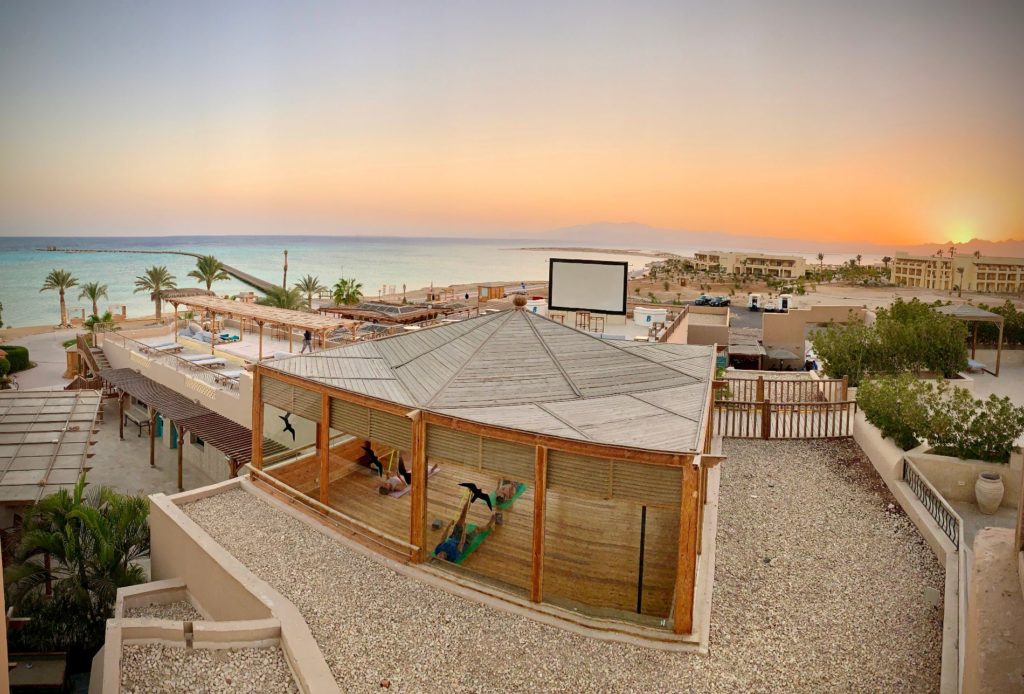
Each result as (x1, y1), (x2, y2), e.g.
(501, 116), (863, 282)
(356, 441), (383, 476)
(378, 458), (438, 494)
(433, 497), (496, 563)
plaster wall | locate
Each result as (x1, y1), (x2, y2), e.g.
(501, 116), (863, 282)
(908, 451), (1022, 511)
(763, 305), (868, 359)
(683, 306), (730, 347)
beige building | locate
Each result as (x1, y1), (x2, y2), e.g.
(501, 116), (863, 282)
(892, 252), (1024, 293)
(692, 251), (807, 278)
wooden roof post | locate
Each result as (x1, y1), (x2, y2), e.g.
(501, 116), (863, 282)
(996, 319), (1004, 377)
(176, 424), (184, 492)
(148, 405), (157, 468)
(530, 445), (548, 602)
(408, 410), (427, 563)
(173, 303), (179, 343)
(288, 324), (293, 353)
(319, 392), (330, 505)
(118, 392), (125, 441)
(258, 321), (265, 362)
(672, 455), (699, 634)
(251, 369), (263, 471)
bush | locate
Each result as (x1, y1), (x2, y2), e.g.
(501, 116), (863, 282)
(0, 357), (9, 376)
(859, 374), (1024, 461)
(1, 345), (30, 372)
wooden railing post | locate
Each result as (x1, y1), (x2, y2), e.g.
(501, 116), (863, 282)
(530, 446), (548, 602)
(842, 375), (849, 400)
(761, 400), (771, 439)
(756, 375), (764, 402)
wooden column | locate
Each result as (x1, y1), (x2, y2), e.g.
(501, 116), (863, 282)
(258, 321), (265, 362)
(996, 321), (1004, 377)
(319, 392), (330, 504)
(409, 411), (427, 563)
(118, 392), (125, 440)
(173, 304), (179, 343)
(971, 322), (978, 360)
(841, 375), (849, 400)
(210, 311), (217, 355)
(288, 325), (293, 353)
(251, 369), (264, 471)
(530, 446), (548, 602)
(148, 406), (156, 467)
(755, 375), (764, 402)
(176, 424), (184, 492)
(672, 456), (700, 634)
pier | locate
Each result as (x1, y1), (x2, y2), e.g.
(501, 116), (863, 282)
(40, 247), (275, 293)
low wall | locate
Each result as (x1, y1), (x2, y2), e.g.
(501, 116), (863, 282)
(909, 451), (1022, 511)
(974, 348), (1024, 368)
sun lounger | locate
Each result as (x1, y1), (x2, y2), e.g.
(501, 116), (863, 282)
(143, 342), (183, 353)
(189, 357), (226, 368)
(181, 354), (216, 362)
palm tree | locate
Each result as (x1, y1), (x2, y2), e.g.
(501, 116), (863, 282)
(77, 282), (108, 318)
(133, 266), (176, 321)
(332, 278), (364, 306)
(4, 475), (149, 656)
(294, 274), (326, 310)
(816, 252), (824, 272)
(40, 269), (79, 328)
(187, 255), (230, 290)
(855, 254), (862, 266)
(948, 245), (956, 258)
(973, 250), (981, 259)
(956, 267), (965, 297)
(881, 256), (892, 270)
(257, 285), (307, 310)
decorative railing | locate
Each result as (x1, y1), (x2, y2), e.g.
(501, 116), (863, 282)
(902, 457), (959, 550)
(711, 399), (856, 439)
(98, 328), (241, 391)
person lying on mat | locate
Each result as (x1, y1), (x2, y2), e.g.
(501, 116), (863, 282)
(433, 500), (496, 563)
(495, 480), (520, 503)
(378, 459), (438, 494)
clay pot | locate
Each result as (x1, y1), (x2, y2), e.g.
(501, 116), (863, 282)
(975, 472), (1004, 515)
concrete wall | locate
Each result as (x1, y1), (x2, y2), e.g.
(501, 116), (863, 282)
(974, 348), (1024, 368)
(682, 306), (729, 347)
(100, 333), (253, 427)
(909, 450), (1022, 511)
(763, 305), (868, 362)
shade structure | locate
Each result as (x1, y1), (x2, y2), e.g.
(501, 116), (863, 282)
(0, 390), (101, 505)
(934, 303), (1005, 376)
(166, 295), (350, 333)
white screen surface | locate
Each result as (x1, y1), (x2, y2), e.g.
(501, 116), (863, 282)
(548, 259), (627, 314)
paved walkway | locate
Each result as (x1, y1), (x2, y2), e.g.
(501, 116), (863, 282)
(2, 328), (77, 390)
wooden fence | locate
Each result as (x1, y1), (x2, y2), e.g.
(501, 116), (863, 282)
(712, 400), (856, 439)
(719, 375), (848, 403)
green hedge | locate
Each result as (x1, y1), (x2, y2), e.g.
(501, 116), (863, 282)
(1, 345), (30, 372)
(859, 373), (1024, 462)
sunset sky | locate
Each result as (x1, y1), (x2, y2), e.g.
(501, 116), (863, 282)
(1, 1), (1022, 244)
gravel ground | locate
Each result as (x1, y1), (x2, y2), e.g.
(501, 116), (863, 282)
(120, 644), (297, 693)
(124, 600), (203, 621)
(182, 439), (943, 693)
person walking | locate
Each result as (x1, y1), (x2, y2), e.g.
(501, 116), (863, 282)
(300, 329), (313, 354)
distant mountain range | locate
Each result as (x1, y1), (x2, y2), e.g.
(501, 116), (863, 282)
(537, 222), (1024, 258)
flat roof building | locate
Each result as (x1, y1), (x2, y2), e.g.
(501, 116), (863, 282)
(693, 251), (807, 279)
(892, 252), (1024, 293)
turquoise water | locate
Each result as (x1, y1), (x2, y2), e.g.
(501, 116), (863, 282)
(0, 236), (666, 328)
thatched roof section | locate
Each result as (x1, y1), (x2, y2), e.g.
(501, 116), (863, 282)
(265, 310), (715, 452)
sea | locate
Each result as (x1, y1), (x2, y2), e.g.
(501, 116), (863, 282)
(0, 235), (874, 328)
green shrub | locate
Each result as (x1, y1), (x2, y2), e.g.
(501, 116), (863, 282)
(1, 345), (29, 371)
(859, 374), (1024, 461)
(0, 357), (9, 376)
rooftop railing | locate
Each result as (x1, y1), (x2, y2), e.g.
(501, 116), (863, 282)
(98, 327), (242, 392)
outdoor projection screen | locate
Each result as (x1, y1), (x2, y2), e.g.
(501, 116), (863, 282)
(548, 258), (628, 315)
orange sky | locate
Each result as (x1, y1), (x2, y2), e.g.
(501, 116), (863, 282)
(2, 2), (1023, 243)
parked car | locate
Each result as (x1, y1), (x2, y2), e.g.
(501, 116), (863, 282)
(693, 295), (712, 306)
(709, 296), (731, 307)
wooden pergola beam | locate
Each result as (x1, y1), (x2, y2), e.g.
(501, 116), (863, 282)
(409, 410), (427, 563)
(672, 456), (700, 634)
(319, 392), (329, 504)
(251, 370), (263, 471)
(530, 445), (547, 602)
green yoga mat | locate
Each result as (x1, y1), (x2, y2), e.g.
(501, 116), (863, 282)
(489, 482), (527, 510)
(434, 523), (492, 565)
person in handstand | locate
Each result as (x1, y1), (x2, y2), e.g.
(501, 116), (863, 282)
(433, 498), (496, 563)
(356, 441), (382, 476)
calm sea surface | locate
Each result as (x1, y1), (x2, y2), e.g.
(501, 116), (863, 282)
(0, 235), (877, 328)
(0, 235), (668, 328)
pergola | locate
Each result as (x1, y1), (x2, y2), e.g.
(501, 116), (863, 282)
(99, 368), (284, 489)
(935, 304), (1005, 376)
(318, 302), (440, 325)
(249, 309), (721, 637)
(164, 295), (351, 361)
(0, 391), (100, 506)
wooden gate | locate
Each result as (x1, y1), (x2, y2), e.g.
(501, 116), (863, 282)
(711, 376), (856, 439)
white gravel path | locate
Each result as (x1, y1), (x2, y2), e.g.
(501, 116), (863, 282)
(182, 439), (943, 693)
(124, 600), (202, 621)
(120, 644), (297, 693)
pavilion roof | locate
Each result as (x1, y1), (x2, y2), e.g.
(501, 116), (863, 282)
(934, 304), (1004, 323)
(165, 295), (350, 333)
(0, 390), (101, 505)
(264, 310), (715, 452)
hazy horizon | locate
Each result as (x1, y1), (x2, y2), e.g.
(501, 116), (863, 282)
(2, 1), (1023, 244)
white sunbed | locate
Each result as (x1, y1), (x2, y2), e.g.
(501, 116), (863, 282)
(189, 357), (226, 368)
(143, 342), (183, 353)
(181, 353), (217, 362)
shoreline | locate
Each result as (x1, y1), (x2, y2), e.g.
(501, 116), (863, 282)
(510, 246), (679, 259)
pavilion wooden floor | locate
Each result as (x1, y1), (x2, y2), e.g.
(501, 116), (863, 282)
(325, 457), (678, 620)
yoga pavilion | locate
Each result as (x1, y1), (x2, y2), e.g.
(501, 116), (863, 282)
(249, 305), (720, 638)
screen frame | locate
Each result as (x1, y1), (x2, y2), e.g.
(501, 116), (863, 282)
(547, 257), (629, 315)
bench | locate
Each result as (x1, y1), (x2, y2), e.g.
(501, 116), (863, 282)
(124, 404), (151, 437)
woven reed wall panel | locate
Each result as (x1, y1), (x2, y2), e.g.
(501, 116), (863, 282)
(426, 424), (480, 467)
(330, 398), (370, 438)
(481, 438), (534, 479)
(547, 450), (611, 498)
(611, 461), (681, 506)
(260, 377), (293, 413)
(261, 377), (321, 422)
(369, 410), (412, 451)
